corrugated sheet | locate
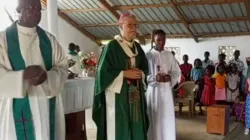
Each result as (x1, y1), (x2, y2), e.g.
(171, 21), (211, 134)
(57, 0), (250, 40)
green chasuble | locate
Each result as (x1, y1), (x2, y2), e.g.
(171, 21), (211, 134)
(93, 40), (149, 140)
(6, 22), (56, 140)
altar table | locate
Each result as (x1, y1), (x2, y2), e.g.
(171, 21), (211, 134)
(62, 77), (95, 140)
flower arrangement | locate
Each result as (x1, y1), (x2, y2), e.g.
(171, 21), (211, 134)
(82, 52), (97, 76)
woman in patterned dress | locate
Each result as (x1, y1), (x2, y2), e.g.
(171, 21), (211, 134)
(226, 63), (240, 103)
(244, 57), (250, 135)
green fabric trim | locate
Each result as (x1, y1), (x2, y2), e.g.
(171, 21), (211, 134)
(93, 40), (149, 140)
(68, 51), (78, 56)
(6, 22), (56, 140)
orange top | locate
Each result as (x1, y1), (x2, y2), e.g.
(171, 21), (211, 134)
(212, 73), (227, 88)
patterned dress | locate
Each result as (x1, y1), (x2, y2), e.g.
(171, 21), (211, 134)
(226, 73), (240, 102)
(246, 78), (250, 128)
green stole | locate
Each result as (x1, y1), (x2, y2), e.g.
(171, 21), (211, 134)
(6, 23), (56, 140)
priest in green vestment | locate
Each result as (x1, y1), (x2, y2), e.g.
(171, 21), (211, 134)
(93, 13), (149, 140)
(0, 0), (68, 140)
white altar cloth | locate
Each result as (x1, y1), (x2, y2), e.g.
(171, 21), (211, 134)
(62, 76), (95, 114)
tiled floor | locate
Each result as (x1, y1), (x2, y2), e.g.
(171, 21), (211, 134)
(85, 107), (238, 140)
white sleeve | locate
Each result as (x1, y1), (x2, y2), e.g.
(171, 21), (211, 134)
(0, 33), (28, 98)
(106, 71), (124, 94)
(146, 53), (157, 86)
(40, 38), (68, 97)
(170, 55), (181, 87)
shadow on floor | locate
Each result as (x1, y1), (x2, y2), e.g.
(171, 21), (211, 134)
(223, 123), (250, 140)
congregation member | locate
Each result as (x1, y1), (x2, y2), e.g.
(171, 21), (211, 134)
(146, 29), (181, 140)
(213, 64), (227, 105)
(229, 50), (245, 94)
(215, 53), (227, 69)
(68, 43), (82, 75)
(180, 54), (192, 81)
(191, 59), (205, 114)
(226, 63), (240, 103)
(202, 51), (214, 69)
(229, 50), (245, 76)
(201, 65), (216, 107)
(0, 0), (68, 139)
(245, 57), (250, 135)
(93, 13), (149, 140)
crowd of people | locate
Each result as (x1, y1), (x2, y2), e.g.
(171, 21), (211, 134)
(177, 49), (250, 135)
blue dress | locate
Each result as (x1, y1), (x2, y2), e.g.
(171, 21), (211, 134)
(246, 94), (250, 128)
(191, 68), (205, 102)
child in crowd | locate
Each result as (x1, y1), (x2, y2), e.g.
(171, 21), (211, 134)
(213, 64), (227, 104)
(191, 59), (205, 114)
(232, 96), (245, 122)
(226, 63), (240, 103)
(201, 65), (216, 106)
(244, 57), (250, 135)
(180, 54), (193, 81)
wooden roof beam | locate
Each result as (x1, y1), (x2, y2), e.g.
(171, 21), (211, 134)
(59, 0), (244, 13)
(59, 8), (106, 13)
(197, 32), (250, 38)
(80, 17), (249, 27)
(99, 0), (119, 19)
(244, 0), (250, 22)
(169, 0), (198, 42)
(41, 0), (101, 45)
(177, 0), (244, 6)
(100, 31), (250, 41)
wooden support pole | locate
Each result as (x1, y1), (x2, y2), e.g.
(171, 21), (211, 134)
(41, 0), (101, 45)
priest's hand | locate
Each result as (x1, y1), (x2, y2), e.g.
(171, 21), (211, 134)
(29, 71), (48, 86)
(24, 65), (48, 86)
(163, 74), (171, 83)
(124, 69), (142, 79)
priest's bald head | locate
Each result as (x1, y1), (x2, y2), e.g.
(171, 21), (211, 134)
(16, 0), (42, 27)
(119, 13), (138, 41)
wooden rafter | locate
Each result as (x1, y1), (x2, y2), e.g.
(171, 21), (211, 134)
(169, 0), (198, 42)
(244, 0), (250, 22)
(177, 0), (244, 6)
(197, 32), (250, 38)
(119, 31), (250, 40)
(59, 8), (106, 13)
(41, 0), (100, 45)
(59, 0), (244, 13)
(80, 17), (249, 27)
(99, 0), (119, 19)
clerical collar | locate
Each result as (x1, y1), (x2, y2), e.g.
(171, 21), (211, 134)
(114, 35), (134, 48)
(17, 23), (36, 35)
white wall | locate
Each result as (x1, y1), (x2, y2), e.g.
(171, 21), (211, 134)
(142, 36), (250, 71)
(39, 10), (99, 54)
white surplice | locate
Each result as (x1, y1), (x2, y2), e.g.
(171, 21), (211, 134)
(146, 49), (181, 140)
(0, 24), (68, 140)
(68, 53), (82, 75)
